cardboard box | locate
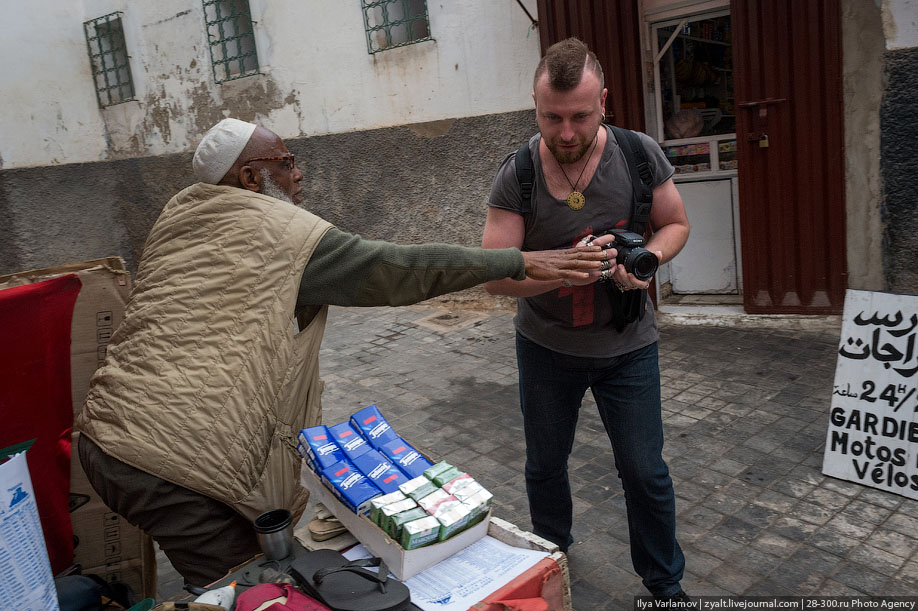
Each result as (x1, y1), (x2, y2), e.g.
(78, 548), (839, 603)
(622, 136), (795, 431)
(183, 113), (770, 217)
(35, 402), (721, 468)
(301, 462), (490, 580)
(477, 517), (571, 611)
(0, 258), (156, 599)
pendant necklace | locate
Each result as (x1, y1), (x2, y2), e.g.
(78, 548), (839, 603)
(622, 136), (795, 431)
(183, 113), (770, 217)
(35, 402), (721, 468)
(554, 135), (598, 211)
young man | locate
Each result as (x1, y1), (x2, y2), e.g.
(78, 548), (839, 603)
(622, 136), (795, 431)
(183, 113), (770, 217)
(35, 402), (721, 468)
(77, 118), (609, 587)
(482, 38), (691, 601)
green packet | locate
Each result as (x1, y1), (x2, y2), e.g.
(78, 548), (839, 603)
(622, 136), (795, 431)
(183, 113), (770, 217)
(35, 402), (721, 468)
(431, 466), (463, 487)
(399, 475), (437, 502)
(422, 461), (454, 482)
(388, 507), (427, 541)
(400, 515), (440, 550)
(378, 498), (417, 534)
(436, 503), (471, 541)
(369, 490), (407, 525)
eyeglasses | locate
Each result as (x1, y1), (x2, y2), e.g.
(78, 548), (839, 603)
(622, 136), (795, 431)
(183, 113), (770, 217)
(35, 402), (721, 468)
(243, 153), (296, 171)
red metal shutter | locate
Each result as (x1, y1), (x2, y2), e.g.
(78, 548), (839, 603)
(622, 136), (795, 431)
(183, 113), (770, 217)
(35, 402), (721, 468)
(732, 0), (847, 313)
(535, 0), (645, 130)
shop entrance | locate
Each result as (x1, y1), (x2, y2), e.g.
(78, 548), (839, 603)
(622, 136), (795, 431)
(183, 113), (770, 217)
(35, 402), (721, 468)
(534, 0), (846, 313)
(648, 10), (741, 301)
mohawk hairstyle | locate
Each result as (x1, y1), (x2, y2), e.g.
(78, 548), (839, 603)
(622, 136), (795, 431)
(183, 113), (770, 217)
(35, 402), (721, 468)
(533, 37), (604, 92)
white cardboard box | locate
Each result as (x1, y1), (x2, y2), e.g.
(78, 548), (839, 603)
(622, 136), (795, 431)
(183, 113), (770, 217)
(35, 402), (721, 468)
(300, 461), (490, 580)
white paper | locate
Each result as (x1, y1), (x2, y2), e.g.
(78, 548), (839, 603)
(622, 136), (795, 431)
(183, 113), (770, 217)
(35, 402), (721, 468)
(822, 290), (918, 499)
(0, 452), (60, 610)
(345, 535), (549, 611)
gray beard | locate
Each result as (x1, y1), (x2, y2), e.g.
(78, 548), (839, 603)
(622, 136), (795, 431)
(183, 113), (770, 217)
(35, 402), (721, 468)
(259, 168), (293, 204)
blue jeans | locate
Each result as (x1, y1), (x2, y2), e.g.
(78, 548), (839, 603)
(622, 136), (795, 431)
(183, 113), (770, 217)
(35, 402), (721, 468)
(516, 334), (685, 597)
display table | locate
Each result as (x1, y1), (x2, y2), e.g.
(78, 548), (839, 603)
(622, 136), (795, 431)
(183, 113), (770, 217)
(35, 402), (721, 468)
(208, 516), (571, 611)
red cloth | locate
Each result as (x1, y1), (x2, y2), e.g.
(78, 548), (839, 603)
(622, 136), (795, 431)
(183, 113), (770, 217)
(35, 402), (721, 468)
(474, 557), (566, 611)
(0, 274), (81, 574)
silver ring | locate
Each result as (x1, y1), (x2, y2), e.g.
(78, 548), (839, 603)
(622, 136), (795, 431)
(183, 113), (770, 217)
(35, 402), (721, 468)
(600, 260), (612, 271)
(600, 269), (613, 281)
(561, 279), (573, 288)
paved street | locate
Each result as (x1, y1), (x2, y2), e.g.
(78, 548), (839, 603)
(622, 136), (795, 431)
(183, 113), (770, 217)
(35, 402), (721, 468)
(156, 304), (918, 607)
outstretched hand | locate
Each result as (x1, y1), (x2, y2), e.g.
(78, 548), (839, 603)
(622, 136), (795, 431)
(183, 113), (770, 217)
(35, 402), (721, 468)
(521, 237), (613, 283)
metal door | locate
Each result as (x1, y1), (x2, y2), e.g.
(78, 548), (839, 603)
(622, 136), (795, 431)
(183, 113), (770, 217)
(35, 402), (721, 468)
(732, 0), (847, 313)
(535, 0), (646, 130)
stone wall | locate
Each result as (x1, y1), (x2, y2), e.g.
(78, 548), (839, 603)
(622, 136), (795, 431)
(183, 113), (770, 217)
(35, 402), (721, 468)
(881, 47), (918, 295)
(0, 110), (536, 303)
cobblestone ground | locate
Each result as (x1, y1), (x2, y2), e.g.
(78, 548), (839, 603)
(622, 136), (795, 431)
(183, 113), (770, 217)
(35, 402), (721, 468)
(157, 305), (918, 607)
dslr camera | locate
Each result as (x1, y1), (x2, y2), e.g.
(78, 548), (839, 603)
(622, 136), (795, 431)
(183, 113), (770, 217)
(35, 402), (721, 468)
(601, 229), (659, 281)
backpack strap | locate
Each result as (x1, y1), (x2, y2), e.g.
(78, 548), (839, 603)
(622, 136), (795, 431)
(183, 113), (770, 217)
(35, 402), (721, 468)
(608, 126), (656, 329)
(514, 140), (534, 216)
(609, 125), (653, 234)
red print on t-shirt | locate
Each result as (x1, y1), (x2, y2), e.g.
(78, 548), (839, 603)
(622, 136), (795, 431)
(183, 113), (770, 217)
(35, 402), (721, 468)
(558, 228), (596, 327)
(558, 220), (628, 326)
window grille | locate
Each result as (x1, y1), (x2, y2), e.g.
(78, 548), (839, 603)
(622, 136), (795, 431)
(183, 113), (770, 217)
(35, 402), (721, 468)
(361, 0), (432, 54)
(203, 0), (259, 83)
(84, 12), (136, 108)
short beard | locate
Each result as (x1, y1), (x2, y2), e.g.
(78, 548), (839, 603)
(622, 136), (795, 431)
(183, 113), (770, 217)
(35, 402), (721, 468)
(548, 138), (594, 165)
(259, 168), (293, 204)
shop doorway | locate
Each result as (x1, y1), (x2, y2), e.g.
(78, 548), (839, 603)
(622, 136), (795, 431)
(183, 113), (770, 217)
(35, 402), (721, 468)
(648, 10), (742, 302)
(534, 0), (846, 313)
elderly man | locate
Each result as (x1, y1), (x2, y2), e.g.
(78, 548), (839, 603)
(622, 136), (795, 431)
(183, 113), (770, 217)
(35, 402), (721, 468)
(76, 118), (608, 587)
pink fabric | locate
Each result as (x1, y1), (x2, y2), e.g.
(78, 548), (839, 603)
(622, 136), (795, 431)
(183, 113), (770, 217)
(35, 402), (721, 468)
(236, 582), (332, 611)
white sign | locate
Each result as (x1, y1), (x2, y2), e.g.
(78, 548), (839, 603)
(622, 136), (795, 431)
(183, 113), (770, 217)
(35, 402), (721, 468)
(0, 452), (60, 610)
(822, 290), (918, 499)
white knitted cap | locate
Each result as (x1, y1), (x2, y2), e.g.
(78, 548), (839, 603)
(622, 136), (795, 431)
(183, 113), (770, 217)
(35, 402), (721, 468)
(192, 118), (258, 184)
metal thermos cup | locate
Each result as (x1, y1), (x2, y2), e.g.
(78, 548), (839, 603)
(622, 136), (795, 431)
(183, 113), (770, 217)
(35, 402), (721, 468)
(253, 509), (293, 560)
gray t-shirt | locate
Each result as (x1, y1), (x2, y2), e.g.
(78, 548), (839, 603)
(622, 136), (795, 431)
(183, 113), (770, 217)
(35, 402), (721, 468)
(487, 125), (674, 358)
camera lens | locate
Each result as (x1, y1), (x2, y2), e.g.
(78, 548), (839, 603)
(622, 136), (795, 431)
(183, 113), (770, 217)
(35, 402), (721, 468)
(628, 249), (658, 281)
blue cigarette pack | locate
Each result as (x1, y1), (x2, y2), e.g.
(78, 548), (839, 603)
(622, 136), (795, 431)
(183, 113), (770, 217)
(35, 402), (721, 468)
(321, 460), (381, 515)
(379, 437), (434, 479)
(352, 449), (410, 494)
(327, 421), (371, 461)
(297, 426), (345, 471)
(349, 404), (400, 449)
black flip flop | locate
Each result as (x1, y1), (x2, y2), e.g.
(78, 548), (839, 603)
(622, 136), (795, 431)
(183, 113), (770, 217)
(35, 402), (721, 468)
(288, 549), (411, 611)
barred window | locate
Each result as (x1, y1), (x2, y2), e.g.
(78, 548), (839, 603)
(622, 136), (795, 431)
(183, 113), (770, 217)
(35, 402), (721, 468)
(362, 0), (432, 54)
(84, 12), (136, 108)
(203, 0), (259, 83)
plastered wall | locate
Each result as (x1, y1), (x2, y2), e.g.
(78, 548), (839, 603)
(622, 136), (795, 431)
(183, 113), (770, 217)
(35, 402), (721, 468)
(0, 0), (540, 169)
(842, 0), (886, 291)
(879, 0), (918, 294)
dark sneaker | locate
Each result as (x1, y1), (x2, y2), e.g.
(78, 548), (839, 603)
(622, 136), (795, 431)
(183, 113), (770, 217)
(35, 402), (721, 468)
(653, 591), (697, 608)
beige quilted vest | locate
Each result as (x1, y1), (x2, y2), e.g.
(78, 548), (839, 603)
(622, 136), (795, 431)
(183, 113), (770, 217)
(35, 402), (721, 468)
(78, 183), (332, 522)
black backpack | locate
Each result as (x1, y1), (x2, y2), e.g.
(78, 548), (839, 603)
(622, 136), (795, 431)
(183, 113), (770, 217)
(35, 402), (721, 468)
(514, 126), (654, 331)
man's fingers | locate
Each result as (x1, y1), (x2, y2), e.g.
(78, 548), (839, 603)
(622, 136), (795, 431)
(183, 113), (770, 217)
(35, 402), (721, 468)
(590, 234), (616, 248)
(559, 253), (604, 269)
(563, 245), (606, 260)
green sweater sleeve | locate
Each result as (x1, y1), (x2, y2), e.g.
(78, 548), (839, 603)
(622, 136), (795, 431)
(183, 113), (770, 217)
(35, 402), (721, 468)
(297, 227), (525, 308)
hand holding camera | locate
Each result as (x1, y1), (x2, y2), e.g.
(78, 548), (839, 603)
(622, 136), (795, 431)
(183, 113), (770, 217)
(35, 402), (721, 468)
(581, 229), (660, 290)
